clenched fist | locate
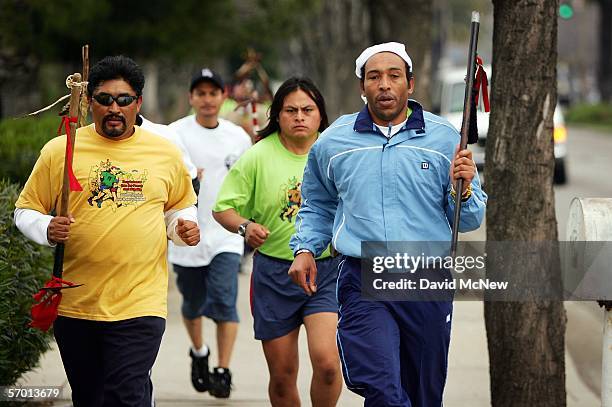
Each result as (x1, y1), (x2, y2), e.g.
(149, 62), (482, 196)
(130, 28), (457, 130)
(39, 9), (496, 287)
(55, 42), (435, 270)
(47, 215), (75, 244)
(244, 222), (270, 249)
(450, 145), (476, 194)
(176, 218), (200, 246)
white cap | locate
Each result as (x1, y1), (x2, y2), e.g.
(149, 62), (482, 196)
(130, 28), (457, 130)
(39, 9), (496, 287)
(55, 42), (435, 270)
(355, 42), (413, 78)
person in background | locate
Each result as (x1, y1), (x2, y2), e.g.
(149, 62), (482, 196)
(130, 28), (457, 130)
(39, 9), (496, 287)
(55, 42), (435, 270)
(213, 77), (342, 406)
(168, 68), (252, 398)
(136, 114), (200, 196)
(220, 78), (269, 142)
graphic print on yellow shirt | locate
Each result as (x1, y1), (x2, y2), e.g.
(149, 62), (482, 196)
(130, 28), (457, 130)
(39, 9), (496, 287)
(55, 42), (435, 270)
(278, 176), (302, 222)
(87, 159), (148, 210)
(15, 124), (196, 321)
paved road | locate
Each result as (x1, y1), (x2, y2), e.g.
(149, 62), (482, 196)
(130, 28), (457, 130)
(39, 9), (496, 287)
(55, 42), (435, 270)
(20, 125), (608, 406)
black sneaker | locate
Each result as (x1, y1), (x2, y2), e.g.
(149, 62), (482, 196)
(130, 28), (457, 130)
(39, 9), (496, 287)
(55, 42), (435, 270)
(209, 367), (232, 398)
(189, 348), (210, 392)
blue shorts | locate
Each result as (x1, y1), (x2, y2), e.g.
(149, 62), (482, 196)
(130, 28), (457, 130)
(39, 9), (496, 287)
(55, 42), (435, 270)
(173, 252), (240, 322)
(336, 256), (453, 406)
(250, 252), (340, 341)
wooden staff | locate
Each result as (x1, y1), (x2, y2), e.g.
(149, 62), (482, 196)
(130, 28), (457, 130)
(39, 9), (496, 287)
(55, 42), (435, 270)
(53, 73), (83, 278)
(79, 45), (90, 127)
(450, 11), (480, 259)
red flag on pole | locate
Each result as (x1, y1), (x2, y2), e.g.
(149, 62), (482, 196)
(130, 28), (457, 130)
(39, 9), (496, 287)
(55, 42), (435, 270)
(57, 116), (83, 191)
(30, 277), (81, 331)
(474, 55), (490, 113)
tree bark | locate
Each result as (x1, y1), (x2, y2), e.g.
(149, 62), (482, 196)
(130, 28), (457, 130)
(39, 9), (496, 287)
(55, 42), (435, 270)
(598, 0), (612, 102)
(142, 61), (161, 122)
(285, 0), (371, 119)
(368, 0), (433, 109)
(484, 1), (566, 406)
(0, 82), (4, 119)
(286, 0), (434, 119)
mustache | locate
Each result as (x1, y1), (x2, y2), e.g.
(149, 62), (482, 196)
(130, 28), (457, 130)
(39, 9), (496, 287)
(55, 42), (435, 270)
(102, 115), (126, 125)
(376, 93), (396, 101)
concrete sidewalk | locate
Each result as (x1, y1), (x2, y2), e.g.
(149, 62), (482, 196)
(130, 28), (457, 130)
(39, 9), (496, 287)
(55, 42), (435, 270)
(20, 253), (601, 406)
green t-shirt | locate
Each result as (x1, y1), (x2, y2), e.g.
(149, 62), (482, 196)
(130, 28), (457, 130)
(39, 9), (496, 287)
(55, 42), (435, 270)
(214, 133), (330, 261)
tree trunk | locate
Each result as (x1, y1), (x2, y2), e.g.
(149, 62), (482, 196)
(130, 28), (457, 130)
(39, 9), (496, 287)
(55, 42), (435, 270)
(485, 1), (566, 406)
(286, 0), (371, 120)
(286, 0), (435, 119)
(368, 0), (433, 109)
(142, 61), (161, 122)
(598, 0), (612, 102)
(0, 82), (4, 119)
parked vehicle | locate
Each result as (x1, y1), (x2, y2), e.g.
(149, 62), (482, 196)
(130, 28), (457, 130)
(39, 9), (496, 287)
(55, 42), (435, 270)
(431, 66), (568, 184)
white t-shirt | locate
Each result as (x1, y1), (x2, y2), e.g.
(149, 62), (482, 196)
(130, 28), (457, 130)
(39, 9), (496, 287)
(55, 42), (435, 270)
(374, 117), (408, 139)
(139, 116), (198, 179)
(168, 116), (252, 266)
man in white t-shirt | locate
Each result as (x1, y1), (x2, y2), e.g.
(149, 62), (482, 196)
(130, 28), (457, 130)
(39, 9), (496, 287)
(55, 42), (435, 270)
(168, 68), (251, 398)
(136, 114), (200, 195)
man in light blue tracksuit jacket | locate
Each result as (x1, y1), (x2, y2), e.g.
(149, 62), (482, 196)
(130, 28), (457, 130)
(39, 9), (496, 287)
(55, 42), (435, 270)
(288, 42), (487, 406)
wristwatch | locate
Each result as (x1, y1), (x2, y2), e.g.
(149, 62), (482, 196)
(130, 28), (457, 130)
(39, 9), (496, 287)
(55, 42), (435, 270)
(237, 221), (252, 237)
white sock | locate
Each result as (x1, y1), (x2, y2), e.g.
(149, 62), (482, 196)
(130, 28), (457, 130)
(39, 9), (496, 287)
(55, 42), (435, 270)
(191, 344), (209, 357)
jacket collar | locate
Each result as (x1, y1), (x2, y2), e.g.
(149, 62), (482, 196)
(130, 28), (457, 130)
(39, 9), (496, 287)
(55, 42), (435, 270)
(354, 99), (425, 134)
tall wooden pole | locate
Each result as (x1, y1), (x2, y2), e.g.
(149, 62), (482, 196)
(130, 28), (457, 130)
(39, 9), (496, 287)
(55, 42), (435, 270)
(450, 11), (480, 258)
(52, 73), (83, 278)
(79, 45), (89, 128)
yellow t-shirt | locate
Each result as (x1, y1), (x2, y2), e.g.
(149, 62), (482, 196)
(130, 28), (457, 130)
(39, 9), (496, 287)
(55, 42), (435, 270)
(15, 124), (196, 321)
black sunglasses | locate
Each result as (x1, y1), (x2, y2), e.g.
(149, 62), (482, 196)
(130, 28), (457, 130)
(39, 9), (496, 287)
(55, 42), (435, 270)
(92, 93), (139, 107)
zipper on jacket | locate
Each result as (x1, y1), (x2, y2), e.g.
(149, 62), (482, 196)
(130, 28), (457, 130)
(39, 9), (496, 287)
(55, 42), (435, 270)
(381, 131), (390, 151)
(381, 136), (390, 239)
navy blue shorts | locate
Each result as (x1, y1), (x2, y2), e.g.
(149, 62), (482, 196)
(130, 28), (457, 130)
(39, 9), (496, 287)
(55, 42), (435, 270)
(336, 256), (453, 406)
(173, 252), (241, 322)
(54, 316), (165, 407)
(250, 251), (340, 341)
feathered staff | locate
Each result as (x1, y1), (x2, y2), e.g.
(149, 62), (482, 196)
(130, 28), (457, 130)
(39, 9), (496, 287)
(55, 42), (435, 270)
(30, 46), (89, 331)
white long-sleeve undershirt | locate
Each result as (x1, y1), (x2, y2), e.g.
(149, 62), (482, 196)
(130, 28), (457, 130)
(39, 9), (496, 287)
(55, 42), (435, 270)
(14, 206), (198, 247)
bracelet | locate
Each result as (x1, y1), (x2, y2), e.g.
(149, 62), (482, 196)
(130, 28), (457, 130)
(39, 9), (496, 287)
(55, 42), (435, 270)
(450, 183), (473, 202)
(295, 249), (313, 257)
(461, 183), (473, 201)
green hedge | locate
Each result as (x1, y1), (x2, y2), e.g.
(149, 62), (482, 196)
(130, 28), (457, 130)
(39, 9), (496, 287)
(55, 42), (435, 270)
(0, 115), (58, 185)
(565, 103), (612, 128)
(0, 180), (53, 386)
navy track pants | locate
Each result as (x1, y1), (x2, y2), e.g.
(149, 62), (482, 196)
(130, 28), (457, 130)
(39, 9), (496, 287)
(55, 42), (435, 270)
(336, 256), (453, 406)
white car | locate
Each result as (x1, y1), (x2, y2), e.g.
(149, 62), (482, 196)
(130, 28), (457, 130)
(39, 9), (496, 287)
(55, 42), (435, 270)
(432, 66), (568, 184)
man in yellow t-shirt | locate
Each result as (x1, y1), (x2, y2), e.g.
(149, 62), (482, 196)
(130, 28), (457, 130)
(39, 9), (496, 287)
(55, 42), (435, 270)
(14, 56), (199, 407)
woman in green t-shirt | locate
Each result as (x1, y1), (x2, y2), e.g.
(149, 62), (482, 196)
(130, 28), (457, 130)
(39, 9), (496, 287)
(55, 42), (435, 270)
(213, 77), (342, 406)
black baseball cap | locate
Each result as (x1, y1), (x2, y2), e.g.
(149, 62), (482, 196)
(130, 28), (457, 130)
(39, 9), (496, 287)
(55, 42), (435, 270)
(190, 68), (225, 92)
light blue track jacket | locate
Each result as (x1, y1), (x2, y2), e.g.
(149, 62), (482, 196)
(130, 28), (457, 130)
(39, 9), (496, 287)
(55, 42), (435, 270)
(289, 100), (487, 258)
